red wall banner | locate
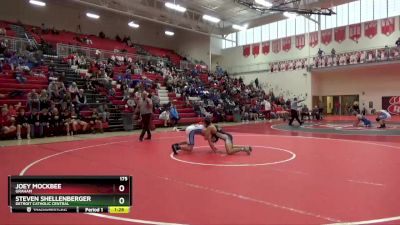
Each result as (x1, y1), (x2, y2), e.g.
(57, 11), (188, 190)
(282, 37), (291, 52)
(349, 24), (362, 42)
(321, 29), (333, 45)
(295, 35), (305, 50)
(252, 43), (260, 57)
(272, 40), (281, 53)
(381, 17), (395, 36)
(382, 96), (400, 115)
(309, 32), (318, 48)
(243, 45), (250, 57)
(364, 21), (377, 39)
(334, 27), (346, 43)
(262, 41), (270, 55)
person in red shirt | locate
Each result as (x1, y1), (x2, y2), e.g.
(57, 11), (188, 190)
(8, 105), (17, 117)
(0, 107), (16, 136)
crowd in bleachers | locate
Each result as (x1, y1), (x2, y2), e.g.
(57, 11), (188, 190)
(0, 18), (337, 140)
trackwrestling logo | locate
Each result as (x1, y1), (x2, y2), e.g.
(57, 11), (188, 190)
(388, 97), (400, 115)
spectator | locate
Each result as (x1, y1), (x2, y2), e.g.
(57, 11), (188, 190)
(40, 108), (51, 137)
(169, 103), (180, 127)
(47, 81), (59, 100)
(0, 106), (16, 136)
(29, 108), (42, 138)
(97, 102), (109, 122)
(8, 105), (17, 117)
(75, 89), (87, 110)
(159, 108), (170, 127)
(396, 37), (400, 47)
(0, 39), (8, 54)
(99, 31), (106, 39)
(50, 108), (62, 136)
(89, 108), (103, 133)
(60, 106), (72, 136)
(27, 89), (40, 111)
(14, 70), (27, 84)
(318, 48), (324, 57)
(151, 93), (160, 110)
(68, 82), (79, 100)
(70, 109), (88, 135)
(331, 48), (336, 56)
(262, 98), (271, 120)
(312, 106), (321, 120)
(334, 101), (341, 115)
(16, 108), (31, 140)
(300, 105), (310, 121)
(352, 101), (360, 114)
(126, 95), (136, 112)
(39, 89), (50, 110)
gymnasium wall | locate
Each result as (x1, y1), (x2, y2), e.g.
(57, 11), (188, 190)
(216, 17), (400, 72)
(216, 17), (400, 108)
(0, 0), (211, 66)
(312, 63), (400, 110)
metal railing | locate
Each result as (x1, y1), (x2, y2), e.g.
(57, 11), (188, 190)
(2, 36), (201, 71)
(228, 45), (400, 75)
(0, 36), (32, 52)
(56, 43), (170, 63)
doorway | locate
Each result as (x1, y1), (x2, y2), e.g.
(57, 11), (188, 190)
(312, 95), (359, 115)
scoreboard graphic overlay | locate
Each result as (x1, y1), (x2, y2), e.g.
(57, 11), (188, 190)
(8, 176), (132, 213)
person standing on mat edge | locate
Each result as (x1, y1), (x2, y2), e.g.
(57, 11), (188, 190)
(137, 91), (153, 141)
(289, 97), (305, 126)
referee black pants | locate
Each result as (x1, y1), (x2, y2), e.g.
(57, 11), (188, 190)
(289, 109), (302, 125)
(140, 113), (152, 140)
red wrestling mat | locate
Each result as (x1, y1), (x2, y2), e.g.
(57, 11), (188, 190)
(1, 122), (400, 224)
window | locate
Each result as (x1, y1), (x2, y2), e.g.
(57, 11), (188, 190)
(222, 33), (236, 49)
(287, 19), (296, 36)
(374, 0), (388, 19)
(261, 24), (269, 41)
(238, 30), (246, 46)
(224, 40), (233, 49)
(337, 3), (349, 26)
(295, 16), (305, 35)
(320, 15), (326, 30)
(361, 0), (374, 22)
(325, 7), (337, 29)
(269, 22), (278, 40)
(277, 20), (286, 38)
(246, 28), (254, 44)
(253, 26), (261, 43)
(348, 1), (361, 24)
(388, 0), (400, 17)
(307, 15), (318, 32)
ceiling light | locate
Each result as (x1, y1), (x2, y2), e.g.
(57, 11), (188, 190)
(86, 13), (100, 19)
(254, 0), (272, 8)
(165, 2), (186, 13)
(128, 21), (139, 28)
(29, 0), (46, 7)
(202, 15), (221, 23)
(232, 24), (248, 31)
(283, 12), (297, 19)
(165, 30), (175, 36)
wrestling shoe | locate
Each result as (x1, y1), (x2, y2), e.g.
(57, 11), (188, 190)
(172, 144), (179, 155)
(245, 146), (252, 155)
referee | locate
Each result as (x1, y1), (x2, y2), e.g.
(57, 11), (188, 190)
(137, 91), (153, 141)
(289, 98), (304, 126)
